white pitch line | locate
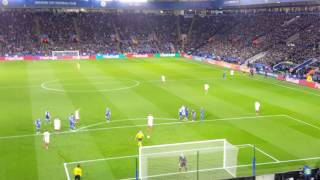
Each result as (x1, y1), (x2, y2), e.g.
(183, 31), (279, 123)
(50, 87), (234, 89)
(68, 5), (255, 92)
(41, 79), (141, 93)
(186, 57), (320, 98)
(0, 77), (219, 91)
(66, 155), (139, 165)
(246, 76), (320, 98)
(284, 114), (320, 131)
(65, 144), (253, 165)
(247, 144), (280, 162)
(77, 117), (178, 130)
(76, 118), (146, 130)
(0, 114), (286, 140)
(65, 144), (252, 165)
(54, 114), (286, 136)
(142, 77), (222, 83)
(64, 163), (71, 180)
(119, 156), (320, 180)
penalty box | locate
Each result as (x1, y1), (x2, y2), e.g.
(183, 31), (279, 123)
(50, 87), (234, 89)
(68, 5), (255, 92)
(64, 143), (278, 180)
(62, 114), (320, 180)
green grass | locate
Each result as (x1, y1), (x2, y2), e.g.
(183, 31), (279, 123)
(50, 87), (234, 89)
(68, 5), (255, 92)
(0, 57), (319, 180)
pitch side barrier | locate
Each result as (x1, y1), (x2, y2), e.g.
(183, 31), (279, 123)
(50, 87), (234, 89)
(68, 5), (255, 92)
(0, 53), (319, 90)
(0, 53), (180, 61)
(184, 54), (320, 91)
(225, 168), (318, 180)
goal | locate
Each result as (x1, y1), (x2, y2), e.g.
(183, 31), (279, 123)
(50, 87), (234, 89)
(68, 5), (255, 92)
(139, 139), (239, 180)
(52, 50), (80, 59)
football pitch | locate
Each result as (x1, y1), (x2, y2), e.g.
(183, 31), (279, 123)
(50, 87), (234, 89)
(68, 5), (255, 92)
(0, 57), (319, 180)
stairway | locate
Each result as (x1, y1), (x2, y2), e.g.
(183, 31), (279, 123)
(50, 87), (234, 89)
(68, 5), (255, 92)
(146, 18), (160, 53)
(33, 17), (49, 52)
(34, 17), (41, 37)
(176, 16), (182, 51)
(112, 20), (121, 53)
(186, 16), (195, 48)
(190, 21), (239, 54)
(72, 17), (81, 41)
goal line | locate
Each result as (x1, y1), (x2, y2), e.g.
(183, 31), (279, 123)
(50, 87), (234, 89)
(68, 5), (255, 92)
(63, 143), (278, 180)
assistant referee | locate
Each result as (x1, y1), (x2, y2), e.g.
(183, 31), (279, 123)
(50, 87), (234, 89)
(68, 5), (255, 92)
(73, 164), (82, 180)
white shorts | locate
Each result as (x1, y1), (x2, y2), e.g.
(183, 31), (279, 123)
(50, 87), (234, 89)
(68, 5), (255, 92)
(54, 124), (60, 130)
(44, 138), (50, 144)
(255, 107), (260, 111)
(148, 123), (153, 127)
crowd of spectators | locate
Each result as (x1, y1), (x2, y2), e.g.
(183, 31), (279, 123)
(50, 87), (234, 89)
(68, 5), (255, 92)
(0, 10), (319, 80)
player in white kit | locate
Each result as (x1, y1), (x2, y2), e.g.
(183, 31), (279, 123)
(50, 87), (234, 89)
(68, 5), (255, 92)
(147, 114), (154, 139)
(230, 70), (234, 76)
(161, 75), (166, 83)
(43, 130), (50, 150)
(255, 101), (261, 115)
(54, 118), (61, 131)
(204, 84), (210, 94)
(75, 109), (80, 123)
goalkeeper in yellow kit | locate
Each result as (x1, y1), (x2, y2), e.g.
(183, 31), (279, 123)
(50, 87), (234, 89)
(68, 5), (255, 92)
(135, 130), (144, 147)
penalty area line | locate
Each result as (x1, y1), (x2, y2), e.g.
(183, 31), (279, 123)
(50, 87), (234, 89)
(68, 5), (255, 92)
(284, 114), (320, 131)
(77, 117), (178, 131)
(63, 144), (279, 180)
(246, 144), (280, 162)
(0, 114), (285, 140)
(64, 144), (265, 165)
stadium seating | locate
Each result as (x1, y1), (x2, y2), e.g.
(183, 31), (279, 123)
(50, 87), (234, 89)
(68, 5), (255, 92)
(0, 10), (319, 81)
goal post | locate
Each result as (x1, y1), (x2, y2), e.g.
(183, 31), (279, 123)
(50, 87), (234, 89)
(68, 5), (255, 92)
(139, 139), (239, 180)
(52, 50), (80, 59)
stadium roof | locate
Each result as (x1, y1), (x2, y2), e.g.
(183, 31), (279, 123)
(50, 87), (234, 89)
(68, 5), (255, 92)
(0, 0), (318, 9)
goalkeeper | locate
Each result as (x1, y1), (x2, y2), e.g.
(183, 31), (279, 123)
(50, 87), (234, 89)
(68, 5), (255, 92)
(179, 153), (187, 171)
(135, 130), (144, 147)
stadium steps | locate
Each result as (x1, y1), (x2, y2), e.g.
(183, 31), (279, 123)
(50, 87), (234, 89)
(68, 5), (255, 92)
(177, 15), (182, 50)
(112, 21), (121, 52)
(72, 17), (81, 41)
(190, 21), (240, 54)
(286, 32), (300, 44)
(34, 17), (41, 38)
(187, 16), (195, 46)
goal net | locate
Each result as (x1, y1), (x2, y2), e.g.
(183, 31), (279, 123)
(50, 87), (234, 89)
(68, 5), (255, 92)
(139, 139), (239, 180)
(52, 51), (80, 59)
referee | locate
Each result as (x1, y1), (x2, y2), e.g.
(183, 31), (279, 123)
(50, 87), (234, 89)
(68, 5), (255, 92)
(73, 164), (82, 180)
(135, 130), (144, 147)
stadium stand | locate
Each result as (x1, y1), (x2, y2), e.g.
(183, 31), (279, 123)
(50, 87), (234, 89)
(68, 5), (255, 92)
(0, 10), (319, 81)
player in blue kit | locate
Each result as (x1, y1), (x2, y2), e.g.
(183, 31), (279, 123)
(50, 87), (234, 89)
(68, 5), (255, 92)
(45, 110), (50, 124)
(69, 114), (76, 130)
(179, 107), (183, 120)
(223, 71), (227, 79)
(192, 110), (196, 121)
(35, 118), (41, 134)
(200, 107), (205, 122)
(106, 108), (111, 123)
(185, 107), (189, 121)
